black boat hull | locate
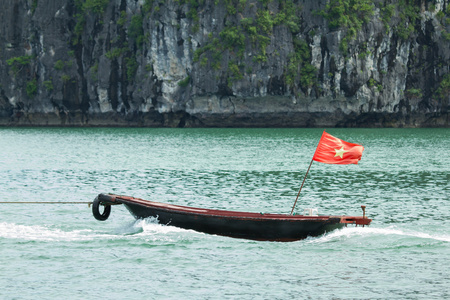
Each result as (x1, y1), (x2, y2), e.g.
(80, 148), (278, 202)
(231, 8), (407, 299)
(94, 193), (371, 241)
(122, 202), (345, 241)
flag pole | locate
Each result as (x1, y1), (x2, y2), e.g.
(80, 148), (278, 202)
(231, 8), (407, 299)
(290, 158), (314, 215)
(290, 130), (325, 215)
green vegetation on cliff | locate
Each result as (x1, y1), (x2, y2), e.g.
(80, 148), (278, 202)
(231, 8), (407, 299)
(319, 0), (374, 53)
(6, 56), (32, 75)
(72, 0), (109, 45)
(193, 0), (308, 88)
(26, 79), (37, 98)
(286, 39), (317, 93)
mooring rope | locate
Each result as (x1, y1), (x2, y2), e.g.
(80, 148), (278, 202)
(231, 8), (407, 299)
(0, 201), (93, 205)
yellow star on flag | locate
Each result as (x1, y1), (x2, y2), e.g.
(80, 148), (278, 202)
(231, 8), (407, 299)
(334, 146), (347, 159)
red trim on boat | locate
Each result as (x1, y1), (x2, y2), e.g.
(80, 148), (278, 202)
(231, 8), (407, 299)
(98, 193), (372, 225)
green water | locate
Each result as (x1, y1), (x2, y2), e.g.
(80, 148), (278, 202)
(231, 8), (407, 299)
(1, 128), (449, 299)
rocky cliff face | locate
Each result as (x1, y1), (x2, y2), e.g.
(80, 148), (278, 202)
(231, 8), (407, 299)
(0, 0), (449, 127)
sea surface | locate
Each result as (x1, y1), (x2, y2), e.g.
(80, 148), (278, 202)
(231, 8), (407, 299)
(0, 128), (449, 299)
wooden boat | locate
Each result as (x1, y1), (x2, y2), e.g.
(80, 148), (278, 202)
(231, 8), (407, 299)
(92, 193), (371, 241)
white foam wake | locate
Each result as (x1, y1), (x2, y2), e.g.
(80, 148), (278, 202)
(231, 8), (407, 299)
(0, 222), (112, 242)
(135, 217), (202, 236)
(0, 218), (199, 242)
(5, 220), (445, 244)
(309, 226), (450, 243)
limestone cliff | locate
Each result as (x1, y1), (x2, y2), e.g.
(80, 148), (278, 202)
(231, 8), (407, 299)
(0, 0), (449, 127)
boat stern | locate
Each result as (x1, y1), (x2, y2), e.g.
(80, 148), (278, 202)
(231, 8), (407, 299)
(339, 216), (372, 226)
(338, 205), (372, 226)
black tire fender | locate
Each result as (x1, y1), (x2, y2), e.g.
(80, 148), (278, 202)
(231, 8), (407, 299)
(92, 196), (111, 221)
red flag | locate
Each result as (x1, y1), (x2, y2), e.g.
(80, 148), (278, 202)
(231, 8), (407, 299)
(312, 131), (364, 165)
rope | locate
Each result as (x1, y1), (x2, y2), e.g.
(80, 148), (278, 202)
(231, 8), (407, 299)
(0, 201), (93, 205)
